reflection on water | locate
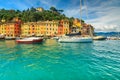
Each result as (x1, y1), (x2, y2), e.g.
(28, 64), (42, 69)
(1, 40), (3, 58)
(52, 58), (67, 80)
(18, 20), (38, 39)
(5, 40), (16, 48)
(0, 39), (120, 80)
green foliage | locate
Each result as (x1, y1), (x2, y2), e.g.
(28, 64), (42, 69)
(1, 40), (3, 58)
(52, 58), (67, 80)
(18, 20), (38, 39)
(0, 7), (84, 23)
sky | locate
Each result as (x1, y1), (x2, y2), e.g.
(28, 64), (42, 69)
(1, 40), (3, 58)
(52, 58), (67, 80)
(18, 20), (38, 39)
(0, 0), (120, 32)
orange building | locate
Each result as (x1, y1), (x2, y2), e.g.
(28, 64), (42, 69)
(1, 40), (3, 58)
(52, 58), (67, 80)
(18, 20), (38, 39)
(14, 22), (21, 37)
(37, 22), (46, 36)
(29, 23), (36, 35)
(58, 21), (64, 35)
(0, 20), (69, 37)
(0, 22), (21, 37)
(58, 20), (69, 35)
(21, 22), (46, 37)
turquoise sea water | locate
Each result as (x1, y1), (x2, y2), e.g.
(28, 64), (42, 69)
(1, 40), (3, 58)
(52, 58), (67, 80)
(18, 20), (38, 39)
(0, 39), (120, 80)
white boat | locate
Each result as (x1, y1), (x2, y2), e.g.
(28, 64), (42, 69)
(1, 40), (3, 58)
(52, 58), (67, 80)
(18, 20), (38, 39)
(58, 36), (93, 43)
(5, 37), (16, 40)
(93, 36), (107, 40)
(0, 34), (5, 39)
(16, 37), (43, 44)
(51, 36), (59, 40)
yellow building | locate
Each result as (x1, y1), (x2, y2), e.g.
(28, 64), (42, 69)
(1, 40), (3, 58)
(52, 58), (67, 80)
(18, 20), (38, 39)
(45, 21), (59, 36)
(73, 18), (82, 27)
(21, 22), (46, 37)
(0, 24), (6, 35)
(0, 22), (21, 37)
(0, 20), (69, 37)
(21, 23), (30, 36)
(62, 20), (69, 34)
(36, 7), (44, 12)
(36, 21), (46, 36)
(71, 18), (84, 33)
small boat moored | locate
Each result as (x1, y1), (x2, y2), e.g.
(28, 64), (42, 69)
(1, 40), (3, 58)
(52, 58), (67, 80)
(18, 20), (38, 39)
(5, 37), (16, 40)
(51, 36), (59, 40)
(93, 36), (107, 40)
(58, 36), (93, 43)
(16, 37), (43, 44)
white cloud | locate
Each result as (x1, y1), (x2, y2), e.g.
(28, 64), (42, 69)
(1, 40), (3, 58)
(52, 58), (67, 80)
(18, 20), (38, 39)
(60, 0), (120, 32)
(64, 6), (87, 18)
(64, 7), (80, 18)
(85, 0), (120, 32)
(91, 24), (120, 32)
(1, 0), (120, 32)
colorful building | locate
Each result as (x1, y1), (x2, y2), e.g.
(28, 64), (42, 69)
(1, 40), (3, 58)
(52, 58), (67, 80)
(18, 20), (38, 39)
(21, 22), (46, 37)
(45, 21), (59, 36)
(58, 21), (63, 35)
(0, 20), (70, 37)
(0, 24), (6, 35)
(36, 7), (44, 12)
(36, 21), (46, 36)
(0, 22), (21, 37)
(14, 22), (21, 37)
(21, 20), (69, 37)
(73, 18), (82, 27)
(58, 20), (69, 35)
(62, 20), (69, 35)
(71, 18), (83, 33)
(81, 23), (94, 36)
(21, 23), (30, 36)
(71, 18), (94, 36)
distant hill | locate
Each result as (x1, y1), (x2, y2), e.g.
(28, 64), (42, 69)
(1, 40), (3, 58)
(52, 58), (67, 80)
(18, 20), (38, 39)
(94, 32), (120, 37)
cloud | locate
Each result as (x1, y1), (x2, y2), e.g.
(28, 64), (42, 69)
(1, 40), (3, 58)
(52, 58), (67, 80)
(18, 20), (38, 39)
(91, 24), (120, 32)
(63, 0), (120, 32)
(64, 7), (80, 18)
(0, 0), (120, 32)
(85, 0), (120, 32)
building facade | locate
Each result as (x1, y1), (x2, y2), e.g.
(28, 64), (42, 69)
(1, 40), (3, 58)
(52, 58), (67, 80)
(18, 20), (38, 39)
(36, 7), (44, 12)
(58, 20), (69, 35)
(0, 19), (95, 37)
(81, 23), (94, 36)
(0, 22), (21, 37)
(0, 20), (69, 37)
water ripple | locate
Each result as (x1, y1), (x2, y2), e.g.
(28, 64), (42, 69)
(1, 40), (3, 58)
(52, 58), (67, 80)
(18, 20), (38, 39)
(0, 39), (120, 80)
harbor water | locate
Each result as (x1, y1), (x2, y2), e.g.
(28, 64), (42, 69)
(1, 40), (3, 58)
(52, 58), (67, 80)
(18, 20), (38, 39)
(0, 39), (120, 80)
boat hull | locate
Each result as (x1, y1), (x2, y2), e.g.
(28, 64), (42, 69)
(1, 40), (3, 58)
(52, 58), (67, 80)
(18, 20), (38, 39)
(5, 37), (16, 40)
(16, 39), (43, 44)
(93, 36), (106, 40)
(58, 37), (93, 43)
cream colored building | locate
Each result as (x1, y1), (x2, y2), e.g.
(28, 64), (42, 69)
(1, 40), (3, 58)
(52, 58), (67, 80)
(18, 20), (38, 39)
(21, 23), (30, 36)
(62, 20), (69, 34)
(36, 7), (44, 12)
(0, 24), (6, 35)
(45, 21), (59, 36)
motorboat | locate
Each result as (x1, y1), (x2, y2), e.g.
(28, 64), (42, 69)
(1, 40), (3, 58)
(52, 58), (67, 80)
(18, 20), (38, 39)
(51, 36), (59, 40)
(16, 37), (43, 44)
(5, 37), (16, 40)
(0, 34), (5, 39)
(58, 36), (93, 43)
(93, 36), (107, 40)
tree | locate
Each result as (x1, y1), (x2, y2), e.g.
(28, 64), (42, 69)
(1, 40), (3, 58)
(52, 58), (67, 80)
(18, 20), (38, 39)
(30, 7), (36, 12)
(50, 6), (57, 12)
